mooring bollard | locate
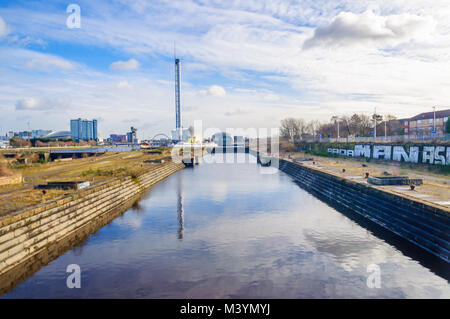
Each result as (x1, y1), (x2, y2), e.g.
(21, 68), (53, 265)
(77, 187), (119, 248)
(342, 169), (346, 173)
(410, 184), (415, 191)
(365, 172), (369, 179)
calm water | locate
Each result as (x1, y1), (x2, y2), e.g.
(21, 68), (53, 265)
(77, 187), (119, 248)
(2, 154), (449, 298)
(50, 145), (140, 154)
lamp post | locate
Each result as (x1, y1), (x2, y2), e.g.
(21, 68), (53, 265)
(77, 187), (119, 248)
(331, 116), (340, 139)
(433, 106), (436, 133)
(337, 121), (340, 139)
(384, 117), (387, 141)
(373, 107), (377, 139)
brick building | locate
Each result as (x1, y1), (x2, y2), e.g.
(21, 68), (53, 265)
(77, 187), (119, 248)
(402, 109), (450, 136)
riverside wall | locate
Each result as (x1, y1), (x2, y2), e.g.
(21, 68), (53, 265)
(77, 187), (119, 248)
(0, 162), (185, 294)
(250, 149), (449, 262)
(278, 158), (450, 262)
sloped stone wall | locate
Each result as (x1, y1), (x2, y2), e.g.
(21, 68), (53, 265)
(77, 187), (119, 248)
(0, 162), (184, 293)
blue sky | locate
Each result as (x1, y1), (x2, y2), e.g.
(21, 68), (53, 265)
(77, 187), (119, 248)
(1, 0), (449, 139)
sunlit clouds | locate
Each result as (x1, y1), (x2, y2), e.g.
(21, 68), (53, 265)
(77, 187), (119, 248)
(1, 1), (449, 138)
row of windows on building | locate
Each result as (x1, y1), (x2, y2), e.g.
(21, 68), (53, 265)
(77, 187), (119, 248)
(106, 127), (138, 144)
(403, 117), (448, 126)
(70, 118), (98, 141)
(405, 127), (445, 133)
(1, 130), (53, 140)
(401, 110), (449, 135)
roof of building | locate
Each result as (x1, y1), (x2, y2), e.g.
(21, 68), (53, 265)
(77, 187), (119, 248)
(410, 109), (450, 121)
(43, 131), (72, 139)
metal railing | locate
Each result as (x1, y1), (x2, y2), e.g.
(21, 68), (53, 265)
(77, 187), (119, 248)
(302, 134), (450, 143)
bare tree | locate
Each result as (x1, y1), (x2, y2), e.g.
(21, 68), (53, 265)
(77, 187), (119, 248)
(280, 118), (300, 141)
(281, 112), (406, 140)
(384, 114), (400, 136)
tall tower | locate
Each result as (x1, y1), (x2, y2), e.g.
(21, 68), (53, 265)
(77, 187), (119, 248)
(175, 58), (182, 140)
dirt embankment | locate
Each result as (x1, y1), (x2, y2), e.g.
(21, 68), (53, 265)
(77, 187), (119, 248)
(0, 155), (11, 177)
(0, 148), (172, 217)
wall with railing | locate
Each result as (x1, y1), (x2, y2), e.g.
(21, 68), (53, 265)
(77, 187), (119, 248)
(303, 134), (450, 143)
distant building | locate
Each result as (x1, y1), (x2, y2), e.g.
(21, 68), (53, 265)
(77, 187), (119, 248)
(127, 127), (138, 144)
(31, 129), (52, 139)
(110, 134), (127, 143)
(70, 118), (81, 140)
(44, 131), (72, 139)
(211, 132), (233, 146)
(93, 120), (98, 141)
(6, 129), (66, 141)
(0, 140), (9, 148)
(404, 109), (450, 136)
(70, 118), (98, 141)
(171, 128), (190, 142)
(234, 136), (244, 144)
(14, 131), (31, 140)
(398, 118), (410, 135)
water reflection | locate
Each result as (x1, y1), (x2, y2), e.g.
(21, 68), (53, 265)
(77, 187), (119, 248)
(2, 154), (449, 298)
(177, 173), (184, 240)
(131, 200), (144, 213)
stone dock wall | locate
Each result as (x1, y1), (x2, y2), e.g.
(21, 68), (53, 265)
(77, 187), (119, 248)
(277, 158), (450, 262)
(250, 149), (449, 262)
(0, 162), (184, 293)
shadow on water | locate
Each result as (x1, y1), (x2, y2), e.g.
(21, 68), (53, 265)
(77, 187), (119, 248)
(177, 173), (184, 240)
(131, 200), (144, 212)
(291, 179), (450, 281)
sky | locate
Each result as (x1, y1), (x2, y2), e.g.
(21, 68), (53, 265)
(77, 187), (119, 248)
(0, 0), (449, 139)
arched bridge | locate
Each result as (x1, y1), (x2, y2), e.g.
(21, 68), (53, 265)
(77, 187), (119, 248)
(151, 133), (171, 140)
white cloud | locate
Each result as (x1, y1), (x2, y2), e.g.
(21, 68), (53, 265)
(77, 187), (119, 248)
(25, 56), (75, 71)
(15, 97), (69, 111)
(304, 10), (437, 49)
(0, 16), (9, 37)
(117, 80), (133, 89)
(199, 85), (227, 97)
(224, 108), (250, 116)
(263, 93), (280, 101)
(2, 1), (450, 135)
(8, 35), (47, 47)
(109, 58), (140, 71)
(15, 97), (39, 110)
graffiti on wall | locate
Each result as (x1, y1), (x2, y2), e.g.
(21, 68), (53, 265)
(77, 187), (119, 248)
(327, 145), (450, 165)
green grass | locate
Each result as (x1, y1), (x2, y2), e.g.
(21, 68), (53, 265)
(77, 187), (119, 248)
(8, 163), (36, 170)
(81, 167), (129, 177)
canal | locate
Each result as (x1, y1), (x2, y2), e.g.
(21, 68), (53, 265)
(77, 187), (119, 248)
(2, 154), (449, 298)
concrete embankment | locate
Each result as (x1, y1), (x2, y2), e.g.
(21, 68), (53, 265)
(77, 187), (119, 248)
(277, 158), (450, 262)
(0, 162), (184, 293)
